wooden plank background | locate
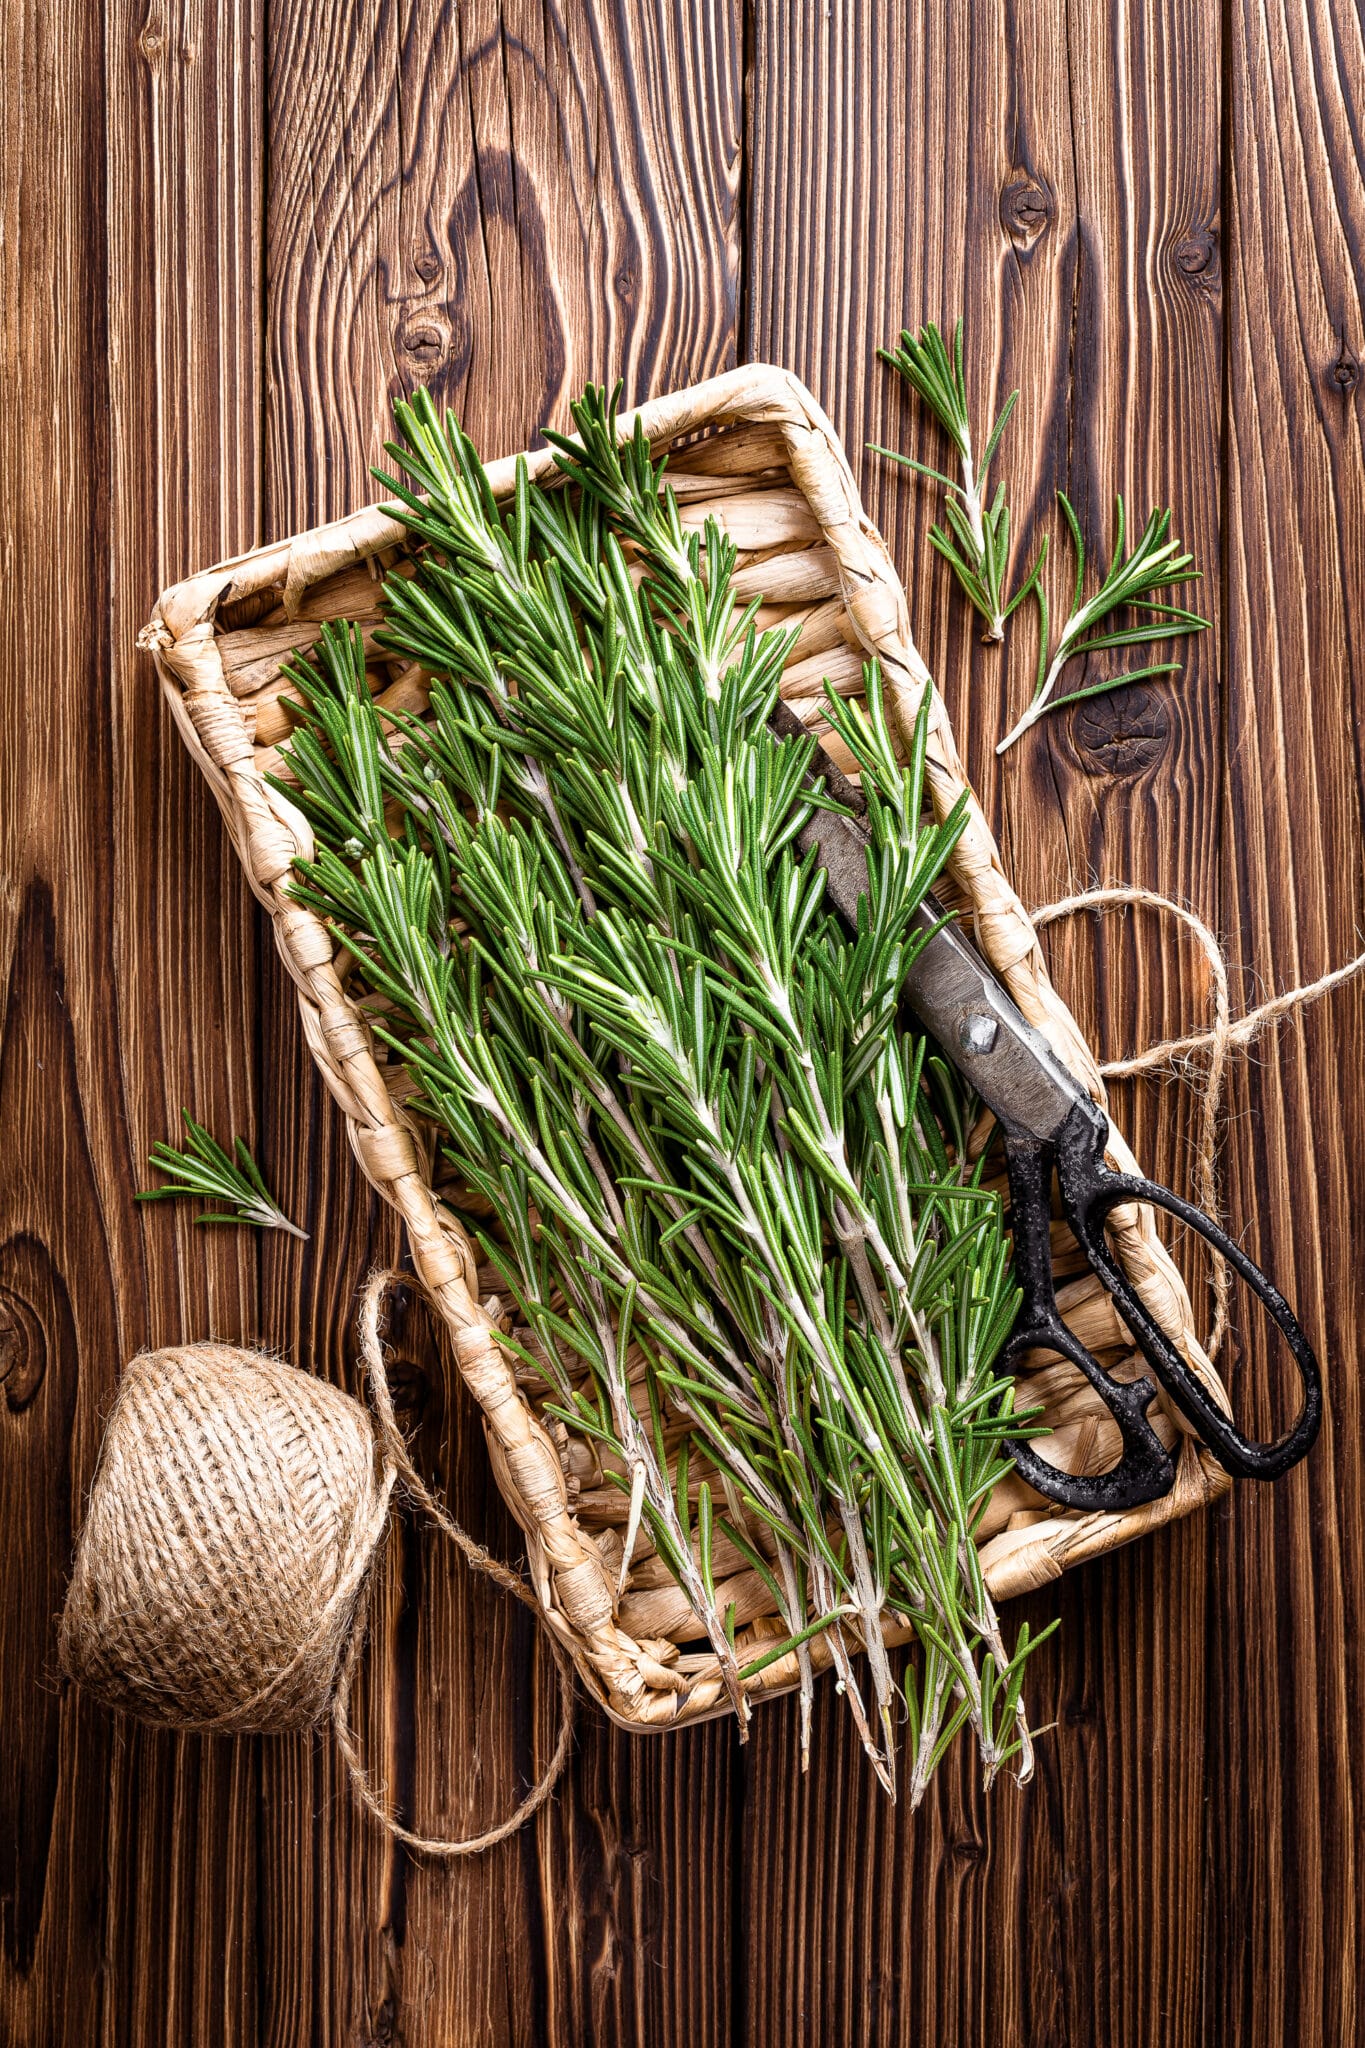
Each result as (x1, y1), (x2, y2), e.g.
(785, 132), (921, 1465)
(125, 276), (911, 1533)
(3, 0), (1362, 2040)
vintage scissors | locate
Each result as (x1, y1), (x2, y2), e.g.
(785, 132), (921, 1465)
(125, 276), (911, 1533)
(772, 703), (1323, 1511)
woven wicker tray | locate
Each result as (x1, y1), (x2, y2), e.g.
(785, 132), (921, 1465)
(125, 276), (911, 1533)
(141, 365), (1231, 1731)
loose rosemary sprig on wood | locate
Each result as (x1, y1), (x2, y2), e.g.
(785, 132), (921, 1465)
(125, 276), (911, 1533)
(996, 492), (1210, 754)
(138, 1111), (306, 1238)
(272, 384), (1052, 1800)
(872, 319), (1043, 642)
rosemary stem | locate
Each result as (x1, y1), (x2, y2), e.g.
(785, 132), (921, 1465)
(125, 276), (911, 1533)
(995, 694), (1049, 756)
(958, 451), (1004, 641)
(589, 1296), (750, 1723)
(261, 1208), (310, 1242)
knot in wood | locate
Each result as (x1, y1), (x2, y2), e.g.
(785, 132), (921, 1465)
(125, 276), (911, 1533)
(377, 1342), (432, 1432)
(1330, 344), (1360, 394)
(0, 1282), (45, 1411)
(1001, 176), (1052, 248)
(136, 15), (166, 67)
(397, 316), (450, 369)
(1171, 227), (1220, 294)
(1071, 684), (1172, 778)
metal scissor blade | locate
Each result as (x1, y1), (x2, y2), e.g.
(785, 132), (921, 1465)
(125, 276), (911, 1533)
(769, 703), (1085, 1145)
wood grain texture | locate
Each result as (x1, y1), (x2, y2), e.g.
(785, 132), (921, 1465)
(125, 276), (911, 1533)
(265, 0), (741, 490)
(1, 0), (265, 2040)
(4, 0), (1363, 2042)
(1213, 2), (1365, 2041)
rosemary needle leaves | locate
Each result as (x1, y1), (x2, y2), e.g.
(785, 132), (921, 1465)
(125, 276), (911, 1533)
(996, 491), (1211, 755)
(873, 320), (1209, 757)
(138, 1111), (307, 1238)
(273, 383), (1050, 1802)
(872, 318), (1044, 643)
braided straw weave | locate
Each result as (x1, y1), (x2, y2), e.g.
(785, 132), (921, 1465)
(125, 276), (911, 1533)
(139, 365), (1232, 1731)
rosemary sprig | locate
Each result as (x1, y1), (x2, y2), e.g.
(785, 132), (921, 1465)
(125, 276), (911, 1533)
(275, 384), (1050, 1800)
(872, 318), (1043, 642)
(137, 1111), (306, 1238)
(996, 491), (1211, 754)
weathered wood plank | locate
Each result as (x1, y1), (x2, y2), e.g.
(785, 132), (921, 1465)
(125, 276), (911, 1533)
(1212, 1), (1365, 2040)
(0, 0), (266, 2040)
(745, 2), (1223, 2041)
(260, 4), (741, 2040)
(102, 0), (270, 2022)
(266, 0), (742, 493)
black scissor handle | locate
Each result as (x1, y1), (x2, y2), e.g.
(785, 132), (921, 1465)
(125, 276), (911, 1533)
(1001, 1126), (1176, 1510)
(1053, 1097), (1322, 1483)
(1004, 1314), (1176, 1510)
(1001, 1097), (1322, 1510)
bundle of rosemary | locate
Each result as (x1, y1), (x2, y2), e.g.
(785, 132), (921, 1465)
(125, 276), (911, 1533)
(273, 386), (1052, 1801)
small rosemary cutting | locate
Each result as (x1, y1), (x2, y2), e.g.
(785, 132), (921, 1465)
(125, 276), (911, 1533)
(996, 492), (1210, 754)
(875, 315), (1210, 753)
(872, 318), (1044, 642)
(138, 1111), (306, 1238)
(271, 384), (1052, 1801)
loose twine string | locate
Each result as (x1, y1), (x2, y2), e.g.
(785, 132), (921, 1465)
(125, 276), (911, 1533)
(1030, 885), (1365, 1360)
(330, 1267), (576, 1857)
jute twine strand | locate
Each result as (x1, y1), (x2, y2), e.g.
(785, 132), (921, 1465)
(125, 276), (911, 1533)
(1032, 885), (1365, 1360)
(330, 1268), (577, 1857)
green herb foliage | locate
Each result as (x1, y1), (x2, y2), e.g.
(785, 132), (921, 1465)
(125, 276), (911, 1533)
(997, 492), (1210, 754)
(872, 319), (1044, 642)
(138, 1111), (306, 1238)
(273, 383), (1053, 1801)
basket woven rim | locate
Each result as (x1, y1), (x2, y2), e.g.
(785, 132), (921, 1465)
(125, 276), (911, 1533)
(141, 361), (1231, 1732)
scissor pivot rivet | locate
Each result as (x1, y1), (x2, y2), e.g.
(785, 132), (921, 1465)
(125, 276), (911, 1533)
(959, 1010), (999, 1056)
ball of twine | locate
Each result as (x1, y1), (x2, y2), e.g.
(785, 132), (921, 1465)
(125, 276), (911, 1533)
(58, 1272), (574, 1857)
(60, 1342), (393, 1732)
